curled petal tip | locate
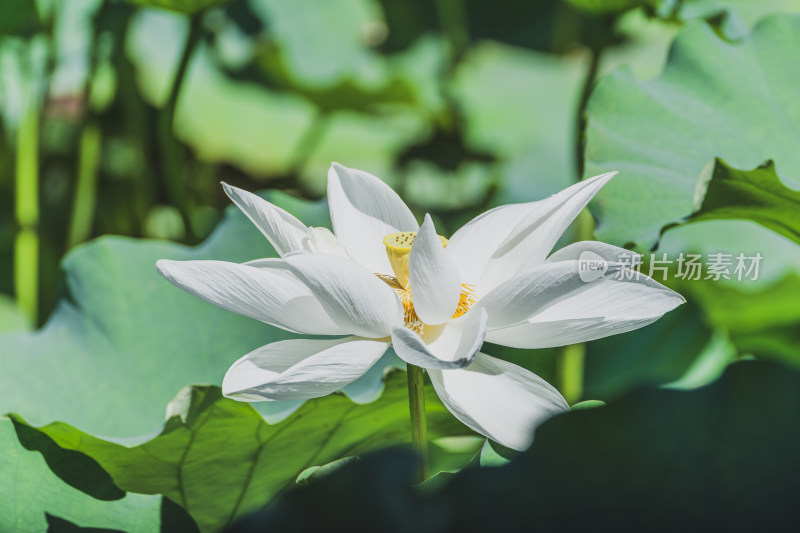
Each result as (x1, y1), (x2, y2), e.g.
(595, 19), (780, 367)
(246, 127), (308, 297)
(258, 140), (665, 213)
(155, 259), (174, 277)
(586, 170), (618, 182)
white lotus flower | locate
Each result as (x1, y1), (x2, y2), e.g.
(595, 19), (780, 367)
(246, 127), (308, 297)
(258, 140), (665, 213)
(156, 163), (684, 450)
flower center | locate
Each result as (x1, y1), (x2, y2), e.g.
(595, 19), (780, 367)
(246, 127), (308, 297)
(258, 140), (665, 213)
(380, 231), (475, 333)
(382, 231), (447, 287)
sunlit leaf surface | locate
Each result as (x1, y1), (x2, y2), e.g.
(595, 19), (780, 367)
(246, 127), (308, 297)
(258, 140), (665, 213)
(668, 158), (800, 245)
(0, 418), (189, 532)
(586, 14), (800, 246)
(9, 373), (472, 532)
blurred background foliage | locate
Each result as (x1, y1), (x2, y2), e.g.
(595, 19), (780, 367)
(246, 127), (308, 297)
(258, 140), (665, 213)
(2, 0), (800, 530)
(2, 0), (794, 327)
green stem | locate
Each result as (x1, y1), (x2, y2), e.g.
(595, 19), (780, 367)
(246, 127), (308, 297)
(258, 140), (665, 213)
(15, 104), (40, 325)
(558, 47), (604, 403)
(435, 0), (469, 62)
(574, 46), (602, 179)
(157, 14), (203, 241)
(67, 123), (102, 249)
(557, 202), (596, 404)
(406, 364), (430, 482)
(559, 343), (585, 405)
(286, 112), (330, 177)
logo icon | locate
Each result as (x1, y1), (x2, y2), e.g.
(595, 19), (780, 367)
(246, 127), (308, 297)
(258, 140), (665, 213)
(578, 251), (608, 282)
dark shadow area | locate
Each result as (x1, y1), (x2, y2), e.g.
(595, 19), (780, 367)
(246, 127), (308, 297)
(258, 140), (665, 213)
(229, 361), (800, 532)
(12, 419), (125, 501)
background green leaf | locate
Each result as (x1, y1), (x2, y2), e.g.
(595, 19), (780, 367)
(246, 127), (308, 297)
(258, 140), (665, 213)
(123, 0), (230, 15)
(586, 14), (800, 247)
(0, 294), (29, 333)
(0, 193), (395, 437)
(584, 301), (713, 399)
(10, 372), (473, 532)
(0, 418), (191, 532)
(0, 0), (41, 36)
(675, 272), (800, 368)
(243, 361), (800, 532)
(664, 158), (800, 245)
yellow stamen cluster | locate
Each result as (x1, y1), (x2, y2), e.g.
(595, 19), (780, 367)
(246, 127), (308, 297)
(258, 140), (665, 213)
(452, 284), (476, 319)
(377, 274), (475, 334)
(380, 230), (474, 333)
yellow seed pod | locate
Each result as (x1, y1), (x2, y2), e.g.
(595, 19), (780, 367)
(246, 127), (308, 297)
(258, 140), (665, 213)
(383, 231), (448, 288)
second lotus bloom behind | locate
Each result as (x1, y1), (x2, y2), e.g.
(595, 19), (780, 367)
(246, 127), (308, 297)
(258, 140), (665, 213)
(156, 163), (684, 450)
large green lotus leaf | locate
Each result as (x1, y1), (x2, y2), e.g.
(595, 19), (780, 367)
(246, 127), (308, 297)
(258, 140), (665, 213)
(654, 218), (800, 290)
(0, 193), (393, 438)
(599, 10), (680, 81)
(583, 301), (714, 400)
(9, 373), (472, 533)
(244, 361), (800, 532)
(674, 272), (800, 368)
(669, 0), (800, 30)
(0, 418), (187, 532)
(585, 14), (800, 247)
(248, 0), (384, 87)
(123, 0), (229, 15)
(678, 273), (800, 334)
(663, 158), (800, 245)
(250, 45), (416, 114)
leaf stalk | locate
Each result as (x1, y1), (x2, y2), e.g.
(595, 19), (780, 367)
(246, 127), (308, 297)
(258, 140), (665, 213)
(406, 363), (430, 482)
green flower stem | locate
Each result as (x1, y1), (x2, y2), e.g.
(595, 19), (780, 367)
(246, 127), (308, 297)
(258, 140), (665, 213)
(286, 111), (330, 178)
(406, 363), (430, 482)
(157, 13), (203, 241)
(67, 123), (102, 249)
(575, 46), (603, 179)
(558, 208), (595, 404)
(15, 104), (40, 325)
(558, 44), (605, 404)
(559, 342), (585, 405)
(435, 0), (469, 61)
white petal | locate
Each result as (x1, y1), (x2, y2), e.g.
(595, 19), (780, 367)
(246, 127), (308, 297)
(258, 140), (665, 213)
(391, 308), (488, 369)
(546, 240), (639, 264)
(429, 352), (569, 450)
(409, 214), (462, 325)
(484, 262), (685, 348)
(476, 172), (616, 294)
(156, 259), (345, 335)
(485, 315), (662, 349)
(284, 253), (403, 338)
(301, 227), (349, 257)
(223, 337), (389, 401)
(475, 261), (596, 329)
(327, 163), (418, 274)
(447, 202), (540, 285)
(222, 182), (308, 256)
